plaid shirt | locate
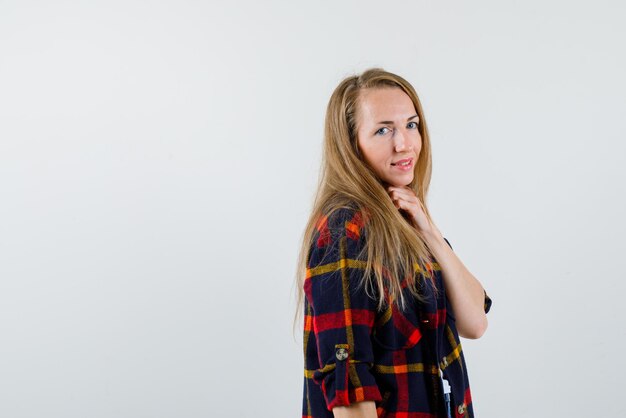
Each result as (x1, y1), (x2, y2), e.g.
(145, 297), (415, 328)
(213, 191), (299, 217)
(302, 208), (492, 418)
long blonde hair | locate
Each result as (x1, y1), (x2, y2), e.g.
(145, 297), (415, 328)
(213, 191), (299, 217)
(294, 68), (437, 328)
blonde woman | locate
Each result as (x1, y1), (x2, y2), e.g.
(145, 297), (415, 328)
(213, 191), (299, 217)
(296, 68), (492, 418)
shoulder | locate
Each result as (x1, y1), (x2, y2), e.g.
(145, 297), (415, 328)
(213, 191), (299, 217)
(308, 206), (370, 267)
(314, 206), (369, 243)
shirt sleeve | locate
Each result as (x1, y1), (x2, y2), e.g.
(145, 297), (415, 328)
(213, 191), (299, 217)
(443, 236), (493, 314)
(304, 208), (382, 411)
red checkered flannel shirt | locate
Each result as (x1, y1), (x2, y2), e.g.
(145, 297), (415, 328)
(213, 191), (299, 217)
(302, 208), (492, 418)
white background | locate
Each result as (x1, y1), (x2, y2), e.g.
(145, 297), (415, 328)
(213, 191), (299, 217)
(1, 1), (625, 417)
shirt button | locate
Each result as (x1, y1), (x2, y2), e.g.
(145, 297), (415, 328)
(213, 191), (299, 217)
(335, 347), (349, 361)
(457, 403), (466, 415)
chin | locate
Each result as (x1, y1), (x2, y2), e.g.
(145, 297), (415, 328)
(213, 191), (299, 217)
(388, 177), (414, 188)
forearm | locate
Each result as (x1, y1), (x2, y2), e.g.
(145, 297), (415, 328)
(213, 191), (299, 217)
(332, 401), (377, 418)
(423, 226), (488, 339)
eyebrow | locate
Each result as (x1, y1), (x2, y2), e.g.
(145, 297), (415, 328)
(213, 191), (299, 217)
(376, 114), (419, 125)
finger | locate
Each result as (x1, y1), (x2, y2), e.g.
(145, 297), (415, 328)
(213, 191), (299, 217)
(389, 194), (402, 208)
(396, 198), (418, 217)
(388, 186), (417, 201)
(389, 189), (419, 205)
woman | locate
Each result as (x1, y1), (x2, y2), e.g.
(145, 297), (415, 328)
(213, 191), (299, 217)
(295, 68), (492, 418)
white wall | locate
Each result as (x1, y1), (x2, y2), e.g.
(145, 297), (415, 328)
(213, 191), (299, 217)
(1, 1), (624, 417)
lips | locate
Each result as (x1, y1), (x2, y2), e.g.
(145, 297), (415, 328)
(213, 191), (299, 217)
(391, 158), (413, 166)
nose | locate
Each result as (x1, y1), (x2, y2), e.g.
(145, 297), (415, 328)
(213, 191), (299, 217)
(393, 129), (412, 152)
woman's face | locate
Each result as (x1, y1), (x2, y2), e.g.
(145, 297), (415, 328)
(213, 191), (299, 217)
(355, 87), (421, 187)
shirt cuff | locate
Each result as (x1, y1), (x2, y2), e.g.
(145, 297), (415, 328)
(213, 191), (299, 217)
(313, 344), (382, 411)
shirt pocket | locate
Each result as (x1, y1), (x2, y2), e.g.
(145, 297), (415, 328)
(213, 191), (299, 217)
(371, 303), (423, 350)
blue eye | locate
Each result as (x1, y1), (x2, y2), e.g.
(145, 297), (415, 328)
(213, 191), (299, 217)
(375, 127), (390, 136)
(407, 121), (418, 129)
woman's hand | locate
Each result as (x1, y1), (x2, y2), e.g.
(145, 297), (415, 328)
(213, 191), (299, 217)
(387, 186), (489, 339)
(386, 186), (434, 234)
